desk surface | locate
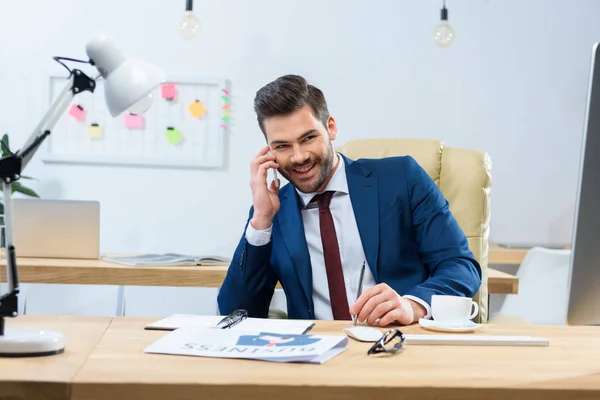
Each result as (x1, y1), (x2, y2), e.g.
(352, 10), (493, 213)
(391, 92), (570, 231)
(0, 316), (111, 400)
(1, 256), (519, 295)
(488, 244), (529, 265)
(2, 316), (599, 400)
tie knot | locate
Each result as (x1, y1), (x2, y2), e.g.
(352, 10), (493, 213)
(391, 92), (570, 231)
(313, 191), (335, 210)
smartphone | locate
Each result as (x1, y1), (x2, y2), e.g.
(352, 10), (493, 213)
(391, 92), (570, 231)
(268, 151), (279, 184)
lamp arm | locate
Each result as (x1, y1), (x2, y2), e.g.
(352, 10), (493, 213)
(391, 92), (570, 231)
(19, 70), (96, 170)
(0, 69), (95, 331)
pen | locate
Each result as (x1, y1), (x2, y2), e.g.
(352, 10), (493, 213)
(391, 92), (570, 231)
(352, 261), (366, 326)
(217, 309), (248, 329)
(302, 322), (315, 334)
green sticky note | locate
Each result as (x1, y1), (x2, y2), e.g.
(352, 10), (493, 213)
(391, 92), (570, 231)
(165, 127), (183, 145)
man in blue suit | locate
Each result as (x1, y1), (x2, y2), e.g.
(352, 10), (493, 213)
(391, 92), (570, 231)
(218, 75), (481, 326)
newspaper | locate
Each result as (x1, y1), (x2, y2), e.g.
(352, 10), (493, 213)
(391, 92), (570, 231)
(144, 327), (348, 364)
(102, 253), (231, 266)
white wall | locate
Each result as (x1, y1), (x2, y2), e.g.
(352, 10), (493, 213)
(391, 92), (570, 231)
(0, 0), (599, 316)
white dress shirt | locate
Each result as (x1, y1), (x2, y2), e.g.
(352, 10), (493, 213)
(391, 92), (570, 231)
(245, 153), (431, 321)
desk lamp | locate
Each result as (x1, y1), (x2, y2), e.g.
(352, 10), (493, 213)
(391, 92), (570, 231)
(0, 35), (166, 357)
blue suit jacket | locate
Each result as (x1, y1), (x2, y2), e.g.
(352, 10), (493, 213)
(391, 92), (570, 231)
(217, 154), (482, 319)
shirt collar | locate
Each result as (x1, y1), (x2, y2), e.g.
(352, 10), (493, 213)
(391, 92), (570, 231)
(296, 153), (348, 208)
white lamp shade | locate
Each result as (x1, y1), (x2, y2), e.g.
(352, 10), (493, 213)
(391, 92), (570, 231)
(86, 35), (166, 117)
(104, 58), (165, 117)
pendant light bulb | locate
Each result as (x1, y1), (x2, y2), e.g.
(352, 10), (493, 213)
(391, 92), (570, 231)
(180, 0), (200, 40)
(434, 3), (454, 47)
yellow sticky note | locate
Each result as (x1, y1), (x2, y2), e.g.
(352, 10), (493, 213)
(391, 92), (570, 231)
(187, 100), (206, 118)
(86, 124), (102, 139)
(165, 127), (183, 145)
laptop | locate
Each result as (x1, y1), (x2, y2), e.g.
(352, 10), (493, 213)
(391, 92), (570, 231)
(11, 198), (100, 259)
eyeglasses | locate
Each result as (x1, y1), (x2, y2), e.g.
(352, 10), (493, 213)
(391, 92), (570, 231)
(367, 328), (405, 356)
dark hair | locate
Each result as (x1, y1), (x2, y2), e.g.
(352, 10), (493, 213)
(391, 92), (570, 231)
(253, 75), (330, 134)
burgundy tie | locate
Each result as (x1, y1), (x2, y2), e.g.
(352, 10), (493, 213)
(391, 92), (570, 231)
(314, 191), (351, 320)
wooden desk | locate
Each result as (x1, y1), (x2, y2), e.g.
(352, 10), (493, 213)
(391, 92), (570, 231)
(487, 268), (518, 294)
(1, 257), (230, 288)
(488, 244), (529, 265)
(0, 257), (519, 295)
(2, 316), (595, 400)
(0, 316), (111, 400)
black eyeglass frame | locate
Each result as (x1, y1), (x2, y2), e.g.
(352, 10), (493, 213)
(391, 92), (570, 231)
(367, 328), (405, 356)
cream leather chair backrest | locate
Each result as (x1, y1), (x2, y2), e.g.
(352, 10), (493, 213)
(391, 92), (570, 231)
(336, 138), (492, 323)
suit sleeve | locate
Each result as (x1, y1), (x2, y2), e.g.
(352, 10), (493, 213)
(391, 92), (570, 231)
(217, 206), (278, 318)
(401, 156), (482, 305)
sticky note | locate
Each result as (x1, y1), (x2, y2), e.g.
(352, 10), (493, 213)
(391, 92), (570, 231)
(69, 104), (86, 121)
(222, 104), (230, 110)
(86, 123), (102, 139)
(124, 113), (144, 129)
(222, 88), (229, 95)
(187, 100), (206, 118)
(161, 83), (177, 100)
(165, 127), (183, 145)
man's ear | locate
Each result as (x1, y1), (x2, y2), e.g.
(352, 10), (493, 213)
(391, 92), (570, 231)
(327, 116), (338, 141)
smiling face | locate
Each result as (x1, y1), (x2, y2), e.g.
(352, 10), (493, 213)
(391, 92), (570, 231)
(265, 104), (338, 193)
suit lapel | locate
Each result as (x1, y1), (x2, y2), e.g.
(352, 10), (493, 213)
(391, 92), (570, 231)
(276, 155), (380, 312)
(344, 155), (380, 282)
(277, 186), (313, 308)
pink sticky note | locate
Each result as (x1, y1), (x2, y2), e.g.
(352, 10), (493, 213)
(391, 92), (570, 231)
(124, 113), (144, 129)
(68, 104), (86, 121)
(161, 83), (177, 100)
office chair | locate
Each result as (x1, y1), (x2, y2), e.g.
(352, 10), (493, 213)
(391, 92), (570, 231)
(336, 138), (492, 323)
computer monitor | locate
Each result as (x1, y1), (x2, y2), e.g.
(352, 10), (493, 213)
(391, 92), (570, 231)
(566, 42), (600, 326)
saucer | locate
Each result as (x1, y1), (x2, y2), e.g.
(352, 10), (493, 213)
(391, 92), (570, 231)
(418, 318), (482, 333)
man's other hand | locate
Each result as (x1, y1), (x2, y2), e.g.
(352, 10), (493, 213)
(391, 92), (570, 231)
(349, 283), (426, 326)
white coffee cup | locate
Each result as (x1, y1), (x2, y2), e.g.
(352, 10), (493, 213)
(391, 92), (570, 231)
(431, 295), (478, 324)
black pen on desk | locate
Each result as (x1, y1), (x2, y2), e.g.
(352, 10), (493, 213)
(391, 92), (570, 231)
(302, 323), (315, 334)
(352, 261), (366, 326)
(217, 309), (248, 329)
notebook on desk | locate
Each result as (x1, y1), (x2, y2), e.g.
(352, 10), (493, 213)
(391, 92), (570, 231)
(102, 253), (231, 266)
(145, 313), (316, 335)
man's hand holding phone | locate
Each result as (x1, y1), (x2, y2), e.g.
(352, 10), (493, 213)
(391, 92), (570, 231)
(249, 146), (280, 230)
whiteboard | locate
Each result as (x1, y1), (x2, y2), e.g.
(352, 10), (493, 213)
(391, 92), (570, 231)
(41, 74), (231, 169)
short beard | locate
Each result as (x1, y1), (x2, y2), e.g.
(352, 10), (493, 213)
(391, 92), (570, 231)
(277, 136), (337, 194)
(288, 142), (335, 194)
(310, 143), (335, 192)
